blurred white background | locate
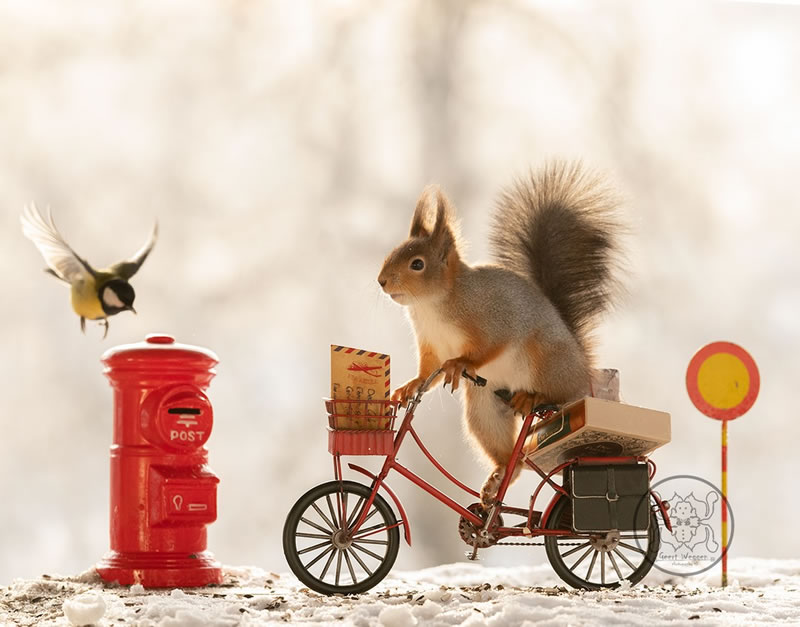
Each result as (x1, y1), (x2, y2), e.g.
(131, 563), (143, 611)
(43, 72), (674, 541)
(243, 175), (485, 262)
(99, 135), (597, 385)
(1, 0), (799, 586)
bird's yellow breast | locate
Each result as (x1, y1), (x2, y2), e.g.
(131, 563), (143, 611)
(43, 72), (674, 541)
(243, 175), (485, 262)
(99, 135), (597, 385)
(71, 278), (105, 320)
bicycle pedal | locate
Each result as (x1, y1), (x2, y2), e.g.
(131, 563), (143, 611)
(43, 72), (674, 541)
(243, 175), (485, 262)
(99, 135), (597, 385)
(464, 551), (482, 561)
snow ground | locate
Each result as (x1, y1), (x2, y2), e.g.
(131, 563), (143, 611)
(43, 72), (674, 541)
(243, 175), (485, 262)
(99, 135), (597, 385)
(1, 559), (798, 626)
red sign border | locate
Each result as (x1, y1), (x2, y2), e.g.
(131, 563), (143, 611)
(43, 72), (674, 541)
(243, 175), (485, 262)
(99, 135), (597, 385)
(686, 341), (759, 421)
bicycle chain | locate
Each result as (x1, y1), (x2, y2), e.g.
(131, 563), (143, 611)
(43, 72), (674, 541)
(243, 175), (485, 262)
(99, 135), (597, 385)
(495, 540), (586, 547)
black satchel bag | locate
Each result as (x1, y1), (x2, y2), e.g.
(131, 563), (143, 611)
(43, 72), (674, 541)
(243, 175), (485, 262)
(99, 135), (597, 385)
(570, 464), (650, 532)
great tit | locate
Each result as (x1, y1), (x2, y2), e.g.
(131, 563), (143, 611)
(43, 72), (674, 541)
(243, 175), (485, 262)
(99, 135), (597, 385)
(21, 203), (158, 338)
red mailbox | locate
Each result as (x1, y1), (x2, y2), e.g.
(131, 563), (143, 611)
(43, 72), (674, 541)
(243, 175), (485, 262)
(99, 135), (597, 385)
(96, 333), (222, 587)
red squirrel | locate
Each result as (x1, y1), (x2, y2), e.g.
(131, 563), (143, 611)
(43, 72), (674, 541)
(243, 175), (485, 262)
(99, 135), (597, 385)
(378, 161), (624, 507)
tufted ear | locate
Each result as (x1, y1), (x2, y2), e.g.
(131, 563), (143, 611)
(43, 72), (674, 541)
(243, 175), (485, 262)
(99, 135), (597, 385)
(409, 185), (437, 238)
(430, 188), (459, 262)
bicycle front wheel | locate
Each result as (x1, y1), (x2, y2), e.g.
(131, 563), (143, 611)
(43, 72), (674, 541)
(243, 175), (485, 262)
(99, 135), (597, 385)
(282, 480), (400, 595)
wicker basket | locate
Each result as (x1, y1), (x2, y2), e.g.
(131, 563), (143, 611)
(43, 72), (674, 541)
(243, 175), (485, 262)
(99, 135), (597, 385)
(325, 399), (399, 455)
(324, 398), (399, 430)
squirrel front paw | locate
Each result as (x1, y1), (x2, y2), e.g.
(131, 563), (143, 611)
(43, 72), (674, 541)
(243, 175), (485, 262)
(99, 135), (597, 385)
(391, 377), (425, 407)
(440, 358), (477, 392)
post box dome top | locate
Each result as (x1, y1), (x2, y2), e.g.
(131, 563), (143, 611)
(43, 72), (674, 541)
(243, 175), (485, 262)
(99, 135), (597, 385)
(102, 333), (219, 370)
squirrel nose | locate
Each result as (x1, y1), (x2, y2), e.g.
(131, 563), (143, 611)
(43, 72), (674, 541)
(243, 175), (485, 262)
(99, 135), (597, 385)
(378, 278), (387, 288)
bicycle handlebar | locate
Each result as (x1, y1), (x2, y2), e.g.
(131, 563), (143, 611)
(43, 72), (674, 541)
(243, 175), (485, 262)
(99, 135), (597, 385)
(461, 371), (487, 387)
(414, 367), (490, 404)
(413, 369), (538, 407)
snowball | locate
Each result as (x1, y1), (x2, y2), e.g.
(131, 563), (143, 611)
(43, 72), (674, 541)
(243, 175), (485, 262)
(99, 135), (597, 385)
(62, 592), (106, 626)
(423, 588), (452, 603)
(378, 604), (418, 627)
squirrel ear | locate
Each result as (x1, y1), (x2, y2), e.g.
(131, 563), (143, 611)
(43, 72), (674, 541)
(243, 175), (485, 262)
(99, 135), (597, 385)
(409, 186), (435, 238)
(431, 189), (458, 262)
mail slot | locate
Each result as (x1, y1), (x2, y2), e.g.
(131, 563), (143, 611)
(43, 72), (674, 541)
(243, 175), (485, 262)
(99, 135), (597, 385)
(141, 384), (214, 451)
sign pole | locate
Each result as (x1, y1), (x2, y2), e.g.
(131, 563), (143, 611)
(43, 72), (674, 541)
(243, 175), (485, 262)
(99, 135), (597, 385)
(721, 419), (728, 587)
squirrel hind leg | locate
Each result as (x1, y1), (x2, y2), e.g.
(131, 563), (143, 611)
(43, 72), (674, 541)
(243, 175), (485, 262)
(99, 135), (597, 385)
(463, 386), (522, 508)
(463, 386), (519, 467)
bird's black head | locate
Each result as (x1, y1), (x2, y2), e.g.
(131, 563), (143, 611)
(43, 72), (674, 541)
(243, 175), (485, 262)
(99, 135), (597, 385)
(100, 279), (136, 316)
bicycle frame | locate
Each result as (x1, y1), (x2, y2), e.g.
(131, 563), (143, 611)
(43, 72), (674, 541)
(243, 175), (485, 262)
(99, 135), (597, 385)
(333, 383), (580, 547)
(332, 370), (671, 550)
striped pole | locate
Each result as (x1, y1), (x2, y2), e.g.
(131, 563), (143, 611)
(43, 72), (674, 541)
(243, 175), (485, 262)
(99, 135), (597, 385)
(721, 419), (728, 587)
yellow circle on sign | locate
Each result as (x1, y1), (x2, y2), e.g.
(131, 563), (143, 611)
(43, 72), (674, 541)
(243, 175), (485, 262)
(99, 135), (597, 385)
(697, 353), (750, 410)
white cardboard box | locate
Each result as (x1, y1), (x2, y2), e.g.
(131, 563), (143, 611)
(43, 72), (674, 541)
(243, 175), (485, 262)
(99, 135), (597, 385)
(523, 397), (671, 473)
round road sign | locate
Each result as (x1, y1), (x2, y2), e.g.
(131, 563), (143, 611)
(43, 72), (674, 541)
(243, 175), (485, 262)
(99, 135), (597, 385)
(686, 341), (759, 420)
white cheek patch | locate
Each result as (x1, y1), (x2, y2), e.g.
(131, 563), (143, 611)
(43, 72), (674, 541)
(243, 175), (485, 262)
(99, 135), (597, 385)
(102, 286), (126, 309)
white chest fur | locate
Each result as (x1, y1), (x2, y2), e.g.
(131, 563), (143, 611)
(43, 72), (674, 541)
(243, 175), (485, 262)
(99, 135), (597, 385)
(407, 302), (466, 362)
(407, 303), (534, 391)
(478, 344), (534, 391)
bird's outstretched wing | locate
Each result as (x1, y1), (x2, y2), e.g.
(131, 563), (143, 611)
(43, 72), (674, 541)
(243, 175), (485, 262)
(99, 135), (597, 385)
(20, 203), (97, 284)
(108, 221), (158, 280)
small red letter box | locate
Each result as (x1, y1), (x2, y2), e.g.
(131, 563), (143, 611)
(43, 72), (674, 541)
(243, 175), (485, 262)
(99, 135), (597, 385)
(96, 333), (222, 587)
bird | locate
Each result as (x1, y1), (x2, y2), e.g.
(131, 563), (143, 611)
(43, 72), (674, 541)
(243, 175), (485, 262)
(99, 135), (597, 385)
(20, 203), (158, 338)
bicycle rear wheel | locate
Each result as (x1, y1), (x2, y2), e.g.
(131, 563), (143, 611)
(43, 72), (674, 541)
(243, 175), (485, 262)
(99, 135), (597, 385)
(283, 480), (400, 595)
(544, 494), (659, 590)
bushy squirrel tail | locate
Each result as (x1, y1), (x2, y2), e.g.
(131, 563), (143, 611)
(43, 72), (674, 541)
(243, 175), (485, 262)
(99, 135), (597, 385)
(489, 161), (625, 353)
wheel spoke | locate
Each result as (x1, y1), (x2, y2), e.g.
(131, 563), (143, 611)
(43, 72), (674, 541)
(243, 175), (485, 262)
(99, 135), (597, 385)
(334, 549), (343, 586)
(346, 496), (366, 528)
(320, 546), (337, 580)
(569, 546), (595, 572)
(296, 532), (332, 540)
(304, 544), (334, 570)
(300, 516), (333, 536)
(311, 503), (337, 532)
(339, 492), (348, 531)
(614, 548), (637, 571)
(353, 537), (389, 546)
(343, 547), (357, 584)
(351, 506), (380, 532)
(347, 546), (373, 577)
(298, 540), (331, 556)
(561, 541), (591, 559)
(608, 551), (623, 580)
(326, 495), (340, 529)
(601, 552), (606, 585)
(351, 542), (384, 561)
(618, 541), (647, 556)
(586, 549), (598, 580)
(352, 519), (387, 538)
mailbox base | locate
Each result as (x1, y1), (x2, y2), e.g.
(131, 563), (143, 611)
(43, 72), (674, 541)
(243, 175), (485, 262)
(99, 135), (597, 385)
(96, 551), (223, 588)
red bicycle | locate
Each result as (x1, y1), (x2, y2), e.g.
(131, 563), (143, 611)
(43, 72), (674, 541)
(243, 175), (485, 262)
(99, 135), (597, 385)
(283, 370), (671, 594)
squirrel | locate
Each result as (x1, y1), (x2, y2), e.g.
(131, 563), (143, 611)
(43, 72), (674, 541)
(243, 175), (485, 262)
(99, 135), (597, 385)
(377, 161), (624, 508)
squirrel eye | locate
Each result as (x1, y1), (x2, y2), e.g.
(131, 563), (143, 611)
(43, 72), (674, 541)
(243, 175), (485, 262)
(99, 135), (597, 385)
(410, 258), (425, 271)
